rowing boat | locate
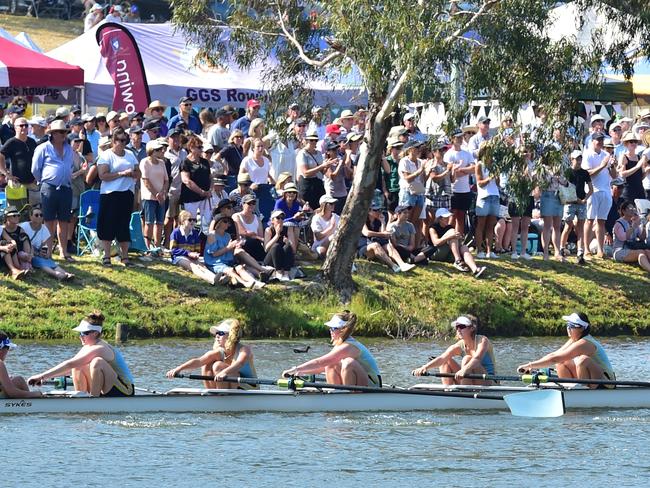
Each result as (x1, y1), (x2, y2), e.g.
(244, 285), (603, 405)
(2, 383), (650, 415)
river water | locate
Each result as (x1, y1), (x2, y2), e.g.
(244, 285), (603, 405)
(3, 337), (650, 488)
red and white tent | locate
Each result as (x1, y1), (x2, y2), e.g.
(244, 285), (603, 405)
(0, 36), (83, 87)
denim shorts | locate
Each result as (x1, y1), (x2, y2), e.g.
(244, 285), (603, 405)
(398, 190), (425, 209)
(31, 256), (57, 269)
(540, 190), (563, 217)
(563, 202), (587, 221)
(475, 195), (500, 217)
(209, 262), (233, 274)
(142, 199), (165, 224)
(41, 183), (72, 222)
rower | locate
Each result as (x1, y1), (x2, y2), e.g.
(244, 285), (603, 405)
(282, 311), (382, 387)
(28, 311), (135, 397)
(167, 319), (259, 390)
(0, 331), (42, 399)
(411, 315), (496, 385)
(516, 312), (615, 388)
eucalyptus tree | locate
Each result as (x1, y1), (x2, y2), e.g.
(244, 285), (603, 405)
(173, 0), (650, 301)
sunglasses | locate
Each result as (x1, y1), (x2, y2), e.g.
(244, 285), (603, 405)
(182, 103), (193, 107)
(79, 330), (95, 336)
(115, 138), (129, 143)
(151, 107), (164, 111)
(245, 201), (257, 205)
(33, 213), (43, 217)
(214, 330), (227, 336)
(187, 218), (197, 222)
(455, 324), (469, 330)
(233, 135), (244, 139)
(16, 123), (28, 128)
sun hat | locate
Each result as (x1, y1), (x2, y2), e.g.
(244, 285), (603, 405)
(402, 139), (422, 151)
(562, 312), (590, 329)
(155, 137), (169, 146)
(3, 205), (20, 217)
(340, 109), (354, 119)
(282, 182), (298, 194)
(451, 316), (472, 329)
(450, 128), (464, 138)
(609, 122), (621, 131)
(148, 100), (166, 111)
(603, 139), (615, 149)
(215, 198), (234, 212)
(304, 129), (319, 140)
(47, 120), (70, 133)
(128, 125), (143, 134)
(325, 123), (341, 136)
(325, 140), (339, 151)
(203, 143), (214, 153)
(212, 176), (227, 186)
(98, 136), (112, 149)
(209, 319), (236, 335)
(146, 139), (165, 152)
(312, 106), (324, 114)
(462, 125), (477, 134)
(271, 210), (286, 219)
(319, 194), (337, 205)
(324, 314), (348, 329)
(621, 131), (640, 144)
(55, 106), (69, 118)
(590, 114), (605, 124)
(241, 193), (257, 204)
(591, 131), (605, 140)
(73, 320), (103, 333)
(435, 208), (453, 220)
(395, 204), (411, 214)
(106, 111), (119, 122)
(89, 3), (102, 12)
(237, 173), (252, 184)
(81, 113), (96, 122)
(118, 112), (129, 121)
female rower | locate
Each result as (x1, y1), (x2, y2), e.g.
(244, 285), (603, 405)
(0, 331), (42, 399)
(516, 312), (615, 387)
(411, 315), (496, 385)
(28, 311), (135, 397)
(282, 311), (382, 387)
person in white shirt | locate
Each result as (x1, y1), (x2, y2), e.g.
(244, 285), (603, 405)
(307, 106), (326, 141)
(444, 129), (475, 235)
(584, 114), (606, 147)
(582, 132), (616, 259)
(84, 4), (104, 32)
(104, 5), (123, 23)
(467, 116), (491, 159)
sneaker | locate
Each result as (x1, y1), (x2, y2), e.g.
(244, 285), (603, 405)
(577, 254), (586, 265)
(473, 266), (487, 278)
(392, 264), (401, 273)
(294, 267), (306, 279)
(453, 260), (469, 272)
(520, 252), (533, 260)
(400, 263), (416, 272)
(351, 263), (358, 273)
(488, 252), (499, 259)
(253, 280), (266, 289)
(477, 252), (487, 259)
(510, 252), (520, 260)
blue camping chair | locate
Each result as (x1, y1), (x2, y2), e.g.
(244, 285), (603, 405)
(0, 191), (6, 211)
(76, 190), (100, 256)
(129, 212), (150, 253)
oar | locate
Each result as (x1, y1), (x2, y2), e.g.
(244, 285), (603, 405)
(173, 374), (565, 417)
(426, 372), (650, 388)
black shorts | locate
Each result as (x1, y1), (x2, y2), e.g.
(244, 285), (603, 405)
(101, 378), (135, 397)
(386, 192), (399, 212)
(97, 190), (134, 242)
(508, 196), (534, 218)
(451, 192), (473, 212)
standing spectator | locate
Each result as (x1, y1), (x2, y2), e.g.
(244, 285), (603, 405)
(95, 113), (110, 137)
(337, 110), (355, 136)
(68, 137), (88, 253)
(84, 4), (104, 32)
(445, 129), (475, 236)
(168, 97), (202, 134)
(424, 142), (452, 225)
(96, 129), (140, 266)
(382, 138), (403, 220)
(0, 117), (38, 210)
(146, 100), (168, 137)
(243, 118), (267, 156)
(1, 105), (24, 144)
(180, 136), (212, 221)
(140, 139), (169, 251)
(215, 130), (245, 176)
(297, 129), (329, 210)
(208, 109), (231, 152)
(164, 128), (187, 241)
(583, 132), (616, 259)
(505, 145), (536, 260)
(31, 120), (75, 261)
(82, 114), (100, 155)
(126, 126), (146, 162)
(398, 140), (427, 247)
(311, 194), (340, 259)
(461, 125), (477, 152)
(323, 140), (351, 214)
(239, 138), (274, 187)
(199, 109), (216, 140)
(474, 143), (501, 258)
(353, 108), (367, 135)
(584, 114), (606, 147)
(468, 116), (491, 159)
(560, 150), (593, 265)
(104, 5), (123, 22)
(231, 99), (261, 136)
(403, 113), (426, 143)
(264, 210), (295, 280)
(125, 4), (141, 23)
(269, 118), (305, 181)
(308, 106), (326, 141)
(617, 131), (647, 203)
(28, 116), (48, 145)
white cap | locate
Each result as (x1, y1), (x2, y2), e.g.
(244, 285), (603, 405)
(324, 315), (347, 329)
(72, 320), (103, 333)
(340, 109), (354, 119)
(403, 112), (416, 122)
(146, 140), (165, 152)
(590, 114), (605, 124)
(319, 194), (337, 205)
(209, 319), (234, 335)
(609, 122), (621, 131)
(55, 106), (70, 117)
(435, 207), (452, 219)
(620, 116), (633, 123)
(570, 150), (583, 160)
(451, 316), (472, 329)
(561, 313), (590, 328)
(0, 337), (17, 350)
(90, 3), (103, 12)
(29, 116), (47, 127)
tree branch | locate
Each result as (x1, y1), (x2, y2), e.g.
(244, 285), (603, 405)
(454, 34), (485, 48)
(377, 68), (412, 121)
(275, 4), (343, 68)
(448, 0), (499, 42)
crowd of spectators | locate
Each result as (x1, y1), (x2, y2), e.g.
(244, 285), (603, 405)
(1, 94), (650, 288)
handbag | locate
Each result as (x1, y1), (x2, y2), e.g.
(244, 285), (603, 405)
(624, 239), (649, 250)
(558, 183), (577, 205)
(5, 181), (27, 200)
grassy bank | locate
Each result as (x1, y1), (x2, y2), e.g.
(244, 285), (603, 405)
(1, 254), (649, 340)
(0, 14), (82, 51)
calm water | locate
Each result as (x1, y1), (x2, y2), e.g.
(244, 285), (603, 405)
(3, 337), (650, 488)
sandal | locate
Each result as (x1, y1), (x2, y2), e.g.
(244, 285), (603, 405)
(64, 255), (76, 263)
(102, 257), (112, 267)
(122, 259), (134, 267)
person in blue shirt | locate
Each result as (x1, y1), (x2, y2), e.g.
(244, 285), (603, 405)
(231, 99), (261, 136)
(167, 96), (202, 135)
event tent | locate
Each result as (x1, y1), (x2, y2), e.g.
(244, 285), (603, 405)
(48, 22), (364, 109)
(0, 37), (84, 87)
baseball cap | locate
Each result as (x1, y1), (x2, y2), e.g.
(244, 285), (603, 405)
(179, 96), (193, 105)
(209, 319), (235, 335)
(319, 194), (337, 205)
(570, 150), (583, 160)
(403, 112), (416, 122)
(477, 116), (491, 124)
(395, 204), (411, 213)
(435, 208), (452, 219)
(28, 116), (47, 127)
(0, 336), (17, 350)
(590, 114), (605, 124)
(270, 210), (286, 219)
(247, 99), (261, 108)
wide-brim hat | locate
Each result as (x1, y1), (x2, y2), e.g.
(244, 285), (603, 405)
(148, 100), (166, 110)
(47, 120), (70, 133)
(621, 131), (640, 144)
(282, 182), (299, 194)
(304, 129), (319, 140)
(3, 205), (20, 217)
(237, 173), (252, 184)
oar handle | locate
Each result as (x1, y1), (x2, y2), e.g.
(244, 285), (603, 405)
(424, 371), (650, 388)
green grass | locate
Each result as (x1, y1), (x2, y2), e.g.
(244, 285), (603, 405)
(0, 14), (82, 52)
(1, 253), (649, 340)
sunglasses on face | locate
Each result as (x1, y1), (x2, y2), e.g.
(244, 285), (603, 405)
(214, 331), (227, 336)
(455, 324), (469, 330)
(16, 124), (28, 128)
(233, 135), (244, 139)
(115, 138), (129, 143)
(33, 213), (43, 217)
(187, 218), (197, 222)
(182, 103), (193, 107)
(245, 201), (257, 205)
(79, 330), (95, 336)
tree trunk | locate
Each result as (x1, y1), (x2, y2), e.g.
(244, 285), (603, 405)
(322, 101), (392, 302)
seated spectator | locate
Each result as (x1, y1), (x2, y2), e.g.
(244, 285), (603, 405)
(263, 210), (295, 281)
(140, 140), (169, 251)
(612, 200), (650, 273)
(0, 206), (30, 279)
(311, 194), (340, 259)
(273, 172), (293, 199)
(170, 210), (218, 284)
(239, 138), (274, 188)
(232, 194), (266, 262)
(273, 182), (307, 253)
(20, 206), (74, 281)
(429, 208), (486, 278)
(387, 205), (434, 264)
(360, 204), (415, 273)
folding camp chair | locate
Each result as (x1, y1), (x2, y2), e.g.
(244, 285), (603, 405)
(0, 192), (6, 211)
(76, 189), (100, 256)
(635, 199), (650, 221)
(129, 212), (150, 253)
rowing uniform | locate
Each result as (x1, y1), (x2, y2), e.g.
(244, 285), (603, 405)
(219, 345), (259, 390)
(581, 335), (616, 385)
(460, 335), (496, 375)
(345, 337), (382, 387)
(102, 345), (135, 397)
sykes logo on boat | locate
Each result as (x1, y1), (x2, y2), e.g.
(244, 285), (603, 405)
(4, 400), (32, 408)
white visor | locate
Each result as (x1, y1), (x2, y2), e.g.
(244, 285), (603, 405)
(72, 320), (103, 333)
(451, 316), (472, 329)
(324, 315), (347, 329)
(561, 313), (589, 328)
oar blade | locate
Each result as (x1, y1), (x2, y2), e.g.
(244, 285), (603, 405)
(504, 389), (566, 418)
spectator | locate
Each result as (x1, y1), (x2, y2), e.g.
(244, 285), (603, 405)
(505, 144), (536, 260)
(239, 138), (274, 187)
(242, 118), (267, 156)
(263, 210), (295, 281)
(445, 129), (475, 236)
(145, 100), (168, 137)
(171, 210), (218, 285)
(474, 143), (501, 258)
(209, 199), (237, 238)
(231, 193), (266, 262)
(273, 182), (306, 254)
(127, 126), (146, 162)
(198, 109), (216, 140)
(215, 129), (245, 176)
(560, 150), (593, 264)
(583, 132), (616, 259)
(207, 109), (231, 152)
(388, 204), (433, 265)
(337, 109), (355, 136)
(360, 204), (415, 273)
(140, 139), (169, 251)
(286, 103), (301, 126)
(163, 130), (187, 237)
(0, 206), (31, 279)
(323, 139), (351, 214)
(617, 131), (646, 203)
(85, 4), (105, 34)
(231, 99), (262, 136)
(96, 128), (140, 266)
(180, 135), (212, 222)
(467, 116), (491, 159)
(205, 215), (266, 288)
(605, 177), (625, 248)
(311, 194), (340, 259)
(403, 113), (426, 143)
(461, 125), (477, 152)
(125, 4), (141, 23)
(0, 116), (38, 210)
(584, 114), (606, 147)
(308, 106), (326, 141)
(117, 112), (130, 131)
(168, 97), (202, 134)
(429, 208), (486, 277)
(229, 173), (256, 213)
(353, 108), (367, 135)
(20, 206), (74, 281)
(424, 141), (452, 225)
(382, 138), (403, 220)
(398, 140), (426, 247)
(268, 117), (305, 181)
(105, 111), (121, 133)
(68, 137), (88, 253)
(297, 129), (329, 210)
(28, 116), (48, 145)
(31, 120), (75, 262)
(612, 200), (650, 273)
(104, 5), (123, 23)
(95, 113), (110, 137)
(1, 105), (24, 144)
(82, 113), (100, 155)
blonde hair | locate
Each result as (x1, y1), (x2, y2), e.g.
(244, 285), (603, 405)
(225, 319), (243, 355)
(178, 210), (192, 224)
(228, 130), (244, 144)
(275, 172), (293, 191)
(332, 310), (357, 345)
(248, 118), (266, 137)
